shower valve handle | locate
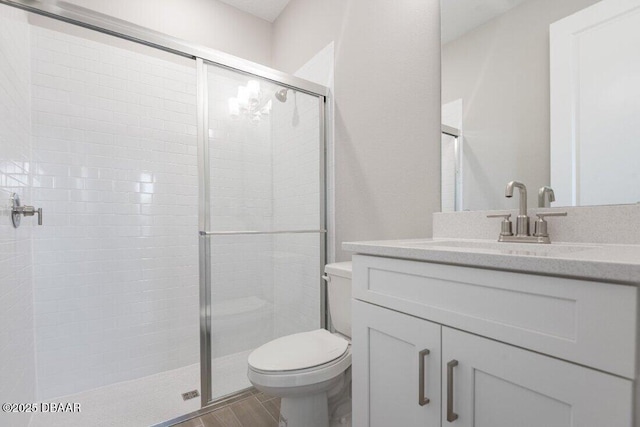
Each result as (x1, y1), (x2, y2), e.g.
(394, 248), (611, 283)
(10, 193), (43, 227)
(13, 205), (43, 225)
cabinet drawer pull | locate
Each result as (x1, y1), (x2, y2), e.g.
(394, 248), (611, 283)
(418, 349), (430, 406)
(447, 360), (459, 422)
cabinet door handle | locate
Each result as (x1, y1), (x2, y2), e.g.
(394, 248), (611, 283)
(418, 349), (430, 406)
(447, 360), (459, 422)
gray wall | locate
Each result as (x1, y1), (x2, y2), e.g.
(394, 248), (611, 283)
(65, 0), (273, 66)
(273, 0), (442, 261)
(442, 0), (599, 211)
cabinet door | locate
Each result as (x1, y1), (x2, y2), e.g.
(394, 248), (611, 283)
(442, 327), (633, 427)
(352, 300), (441, 427)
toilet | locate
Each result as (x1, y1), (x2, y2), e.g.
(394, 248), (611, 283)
(247, 262), (353, 427)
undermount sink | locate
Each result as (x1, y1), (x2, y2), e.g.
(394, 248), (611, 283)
(402, 240), (597, 256)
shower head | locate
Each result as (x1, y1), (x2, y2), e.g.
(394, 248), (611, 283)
(275, 88), (288, 102)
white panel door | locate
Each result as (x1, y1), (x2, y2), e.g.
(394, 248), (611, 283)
(550, 0), (640, 206)
(352, 300), (441, 427)
(442, 328), (633, 427)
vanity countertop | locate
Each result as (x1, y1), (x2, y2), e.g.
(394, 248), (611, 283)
(342, 238), (640, 285)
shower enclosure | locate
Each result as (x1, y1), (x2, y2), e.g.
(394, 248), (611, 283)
(0, 2), (327, 426)
(200, 63), (326, 404)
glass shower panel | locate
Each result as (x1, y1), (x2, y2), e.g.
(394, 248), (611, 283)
(18, 14), (200, 427)
(204, 63), (323, 401)
(207, 66), (321, 233)
(207, 233), (321, 400)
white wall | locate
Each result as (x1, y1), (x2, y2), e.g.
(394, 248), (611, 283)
(273, 0), (442, 261)
(0, 7), (37, 427)
(65, 0), (273, 66)
(271, 0), (348, 75)
(442, 0), (599, 211)
(29, 23), (199, 399)
(550, 1), (640, 207)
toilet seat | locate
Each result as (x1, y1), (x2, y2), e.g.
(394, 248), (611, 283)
(249, 329), (349, 372)
(247, 329), (352, 389)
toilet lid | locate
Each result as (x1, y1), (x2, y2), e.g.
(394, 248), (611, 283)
(248, 329), (349, 372)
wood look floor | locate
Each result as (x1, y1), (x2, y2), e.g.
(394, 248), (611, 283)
(174, 391), (280, 427)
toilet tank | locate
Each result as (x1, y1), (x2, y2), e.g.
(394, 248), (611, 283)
(324, 262), (352, 339)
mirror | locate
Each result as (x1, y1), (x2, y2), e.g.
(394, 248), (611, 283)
(440, 0), (640, 212)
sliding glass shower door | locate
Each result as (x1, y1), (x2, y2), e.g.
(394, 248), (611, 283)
(198, 61), (326, 403)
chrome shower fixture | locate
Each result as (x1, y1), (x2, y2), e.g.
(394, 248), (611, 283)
(275, 88), (289, 102)
(10, 193), (43, 228)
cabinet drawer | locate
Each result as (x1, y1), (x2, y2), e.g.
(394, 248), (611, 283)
(352, 255), (638, 379)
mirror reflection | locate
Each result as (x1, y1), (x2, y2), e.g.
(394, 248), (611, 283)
(441, 0), (640, 211)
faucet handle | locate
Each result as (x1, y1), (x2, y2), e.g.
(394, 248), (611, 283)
(486, 213), (511, 219)
(533, 212), (567, 237)
(538, 186), (556, 208)
(487, 213), (513, 237)
(536, 212), (567, 219)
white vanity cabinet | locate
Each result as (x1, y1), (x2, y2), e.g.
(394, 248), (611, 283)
(352, 300), (442, 427)
(351, 254), (638, 427)
(441, 328), (632, 427)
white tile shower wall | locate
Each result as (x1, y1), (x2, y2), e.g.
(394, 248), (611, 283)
(272, 90), (321, 337)
(207, 69), (275, 358)
(0, 8), (37, 427)
(29, 26), (199, 400)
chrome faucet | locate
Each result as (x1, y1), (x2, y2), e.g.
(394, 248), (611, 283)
(538, 186), (555, 208)
(505, 181), (529, 236)
(487, 181), (567, 243)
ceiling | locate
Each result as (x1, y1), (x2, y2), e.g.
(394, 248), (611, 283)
(441, 0), (529, 44)
(217, 0), (292, 22)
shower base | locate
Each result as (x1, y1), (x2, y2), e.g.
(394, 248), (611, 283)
(28, 350), (252, 427)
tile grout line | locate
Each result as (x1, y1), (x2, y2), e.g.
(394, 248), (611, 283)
(225, 403), (247, 427)
(257, 397), (279, 424)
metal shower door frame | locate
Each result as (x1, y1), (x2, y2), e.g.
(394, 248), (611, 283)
(196, 62), (328, 406)
(0, 0), (329, 411)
